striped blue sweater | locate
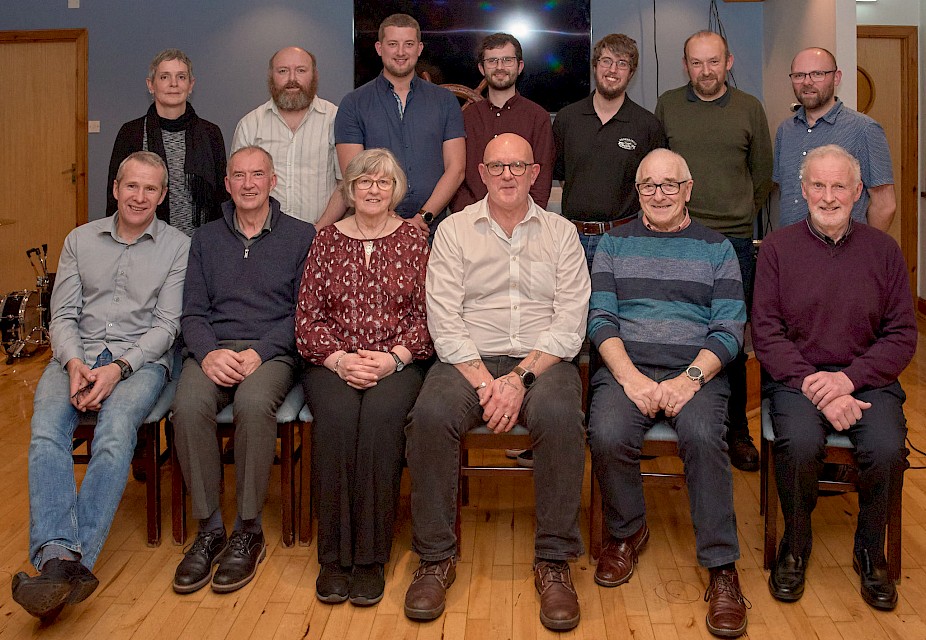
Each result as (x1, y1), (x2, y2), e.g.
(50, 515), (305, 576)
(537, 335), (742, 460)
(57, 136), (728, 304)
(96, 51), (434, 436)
(588, 218), (745, 371)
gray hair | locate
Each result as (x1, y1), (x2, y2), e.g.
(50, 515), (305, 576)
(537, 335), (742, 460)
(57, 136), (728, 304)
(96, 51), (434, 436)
(800, 144), (861, 187)
(228, 145), (275, 175)
(341, 148), (407, 211)
(635, 148), (692, 183)
(116, 151), (168, 188)
(147, 48), (193, 82)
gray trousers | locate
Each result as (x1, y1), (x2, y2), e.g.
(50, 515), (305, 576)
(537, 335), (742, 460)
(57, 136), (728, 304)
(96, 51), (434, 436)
(405, 357), (586, 562)
(172, 340), (295, 521)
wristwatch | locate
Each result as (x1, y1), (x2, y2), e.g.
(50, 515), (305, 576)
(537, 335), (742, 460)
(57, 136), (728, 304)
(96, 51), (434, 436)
(512, 365), (536, 389)
(390, 351), (405, 372)
(115, 358), (134, 380)
(684, 365), (705, 387)
(417, 209), (435, 224)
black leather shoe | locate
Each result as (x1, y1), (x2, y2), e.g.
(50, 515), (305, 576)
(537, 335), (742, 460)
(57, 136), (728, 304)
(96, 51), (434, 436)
(173, 530), (227, 594)
(768, 544), (806, 602)
(727, 431), (759, 472)
(853, 549), (897, 610)
(11, 558), (99, 619)
(316, 562), (351, 604)
(349, 563), (385, 606)
(212, 530), (266, 593)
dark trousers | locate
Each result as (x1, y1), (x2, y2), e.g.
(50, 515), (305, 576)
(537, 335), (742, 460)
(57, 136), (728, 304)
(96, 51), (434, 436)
(587, 366), (740, 568)
(172, 341), (295, 522)
(405, 357), (586, 562)
(765, 379), (908, 559)
(725, 235), (755, 440)
(304, 362), (426, 567)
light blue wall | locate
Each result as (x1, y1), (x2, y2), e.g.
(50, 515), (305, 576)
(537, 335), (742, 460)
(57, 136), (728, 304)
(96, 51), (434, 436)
(3, 0), (762, 219)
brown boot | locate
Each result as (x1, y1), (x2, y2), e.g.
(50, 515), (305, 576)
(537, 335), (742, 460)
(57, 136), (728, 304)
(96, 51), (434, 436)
(704, 567), (748, 638)
(534, 560), (580, 631)
(595, 522), (649, 587)
(404, 557), (456, 621)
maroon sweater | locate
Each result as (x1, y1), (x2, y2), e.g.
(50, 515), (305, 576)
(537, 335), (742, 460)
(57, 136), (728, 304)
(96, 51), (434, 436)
(752, 220), (916, 391)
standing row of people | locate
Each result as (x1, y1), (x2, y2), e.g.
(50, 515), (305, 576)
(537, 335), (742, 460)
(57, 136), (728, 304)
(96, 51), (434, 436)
(13, 12), (909, 639)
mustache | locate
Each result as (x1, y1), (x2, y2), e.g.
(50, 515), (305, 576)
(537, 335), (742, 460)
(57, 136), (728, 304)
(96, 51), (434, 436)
(284, 81), (303, 89)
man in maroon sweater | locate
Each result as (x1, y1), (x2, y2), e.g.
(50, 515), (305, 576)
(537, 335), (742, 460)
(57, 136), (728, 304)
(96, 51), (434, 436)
(752, 144), (915, 612)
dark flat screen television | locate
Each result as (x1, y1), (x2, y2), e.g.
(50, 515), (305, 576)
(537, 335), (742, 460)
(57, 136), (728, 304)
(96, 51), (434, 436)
(352, 0), (591, 113)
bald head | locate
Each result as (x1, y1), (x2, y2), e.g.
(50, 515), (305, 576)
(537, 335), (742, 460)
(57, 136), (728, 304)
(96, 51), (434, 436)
(791, 47), (837, 72)
(479, 133), (540, 214)
(483, 133), (535, 165)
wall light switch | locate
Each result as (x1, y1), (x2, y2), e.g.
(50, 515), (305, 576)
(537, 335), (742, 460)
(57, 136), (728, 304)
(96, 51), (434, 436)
(68, 0), (80, 8)
(88, 120), (100, 133)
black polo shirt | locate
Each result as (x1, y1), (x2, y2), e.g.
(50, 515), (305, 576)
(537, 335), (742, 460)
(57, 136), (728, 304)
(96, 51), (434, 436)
(553, 93), (666, 223)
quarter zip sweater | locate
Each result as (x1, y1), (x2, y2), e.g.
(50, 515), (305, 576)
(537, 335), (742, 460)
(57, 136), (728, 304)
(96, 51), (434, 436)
(181, 197), (316, 363)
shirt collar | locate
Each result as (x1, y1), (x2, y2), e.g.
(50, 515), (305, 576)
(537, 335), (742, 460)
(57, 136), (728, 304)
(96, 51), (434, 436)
(642, 208), (692, 233)
(685, 82), (732, 107)
(378, 71), (419, 92)
(582, 92), (632, 122)
(806, 216), (853, 247)
(473, 196), (541, 227)
(104, 214), (159, 244)
(796, 96), (844, 126)
(233, 207), (273, 238)
(488, 93), (522, 112)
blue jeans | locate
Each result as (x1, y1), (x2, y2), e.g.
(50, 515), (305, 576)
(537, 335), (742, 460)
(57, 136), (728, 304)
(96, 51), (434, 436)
(28, 358), (166, 569)
(578, 233), (601, 271)
(587, 365), (740, 568)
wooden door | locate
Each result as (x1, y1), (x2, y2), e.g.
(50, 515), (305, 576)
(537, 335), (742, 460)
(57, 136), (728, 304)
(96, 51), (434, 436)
(857, 26), (918, 296)
(0, 30), (87, 294)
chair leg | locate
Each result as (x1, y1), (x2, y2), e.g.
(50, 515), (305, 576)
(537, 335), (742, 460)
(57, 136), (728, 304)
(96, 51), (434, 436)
(763, 446), (778, 571)
(299, 421), (313, 545)
(759, 436), (769, 517)
(144, 420), (161, 546)
(888, 460), (905, 582)
(589, 475), (603, 562)
(170, 421), (187, 545)
(280, 424), (294, 548)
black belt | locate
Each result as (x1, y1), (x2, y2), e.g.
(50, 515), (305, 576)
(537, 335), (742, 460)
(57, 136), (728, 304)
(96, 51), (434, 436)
(572, 217), (635, 235)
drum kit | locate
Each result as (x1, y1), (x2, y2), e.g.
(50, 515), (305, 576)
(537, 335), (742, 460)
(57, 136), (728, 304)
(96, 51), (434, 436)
(1, 244), (54, 363)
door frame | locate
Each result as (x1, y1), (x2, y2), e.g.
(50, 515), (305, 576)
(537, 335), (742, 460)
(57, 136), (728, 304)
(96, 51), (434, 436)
(857, 25), (918, 297)
(0, 29), (88, 224)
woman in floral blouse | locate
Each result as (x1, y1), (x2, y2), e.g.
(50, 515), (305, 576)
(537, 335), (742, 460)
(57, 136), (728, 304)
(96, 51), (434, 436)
(295, 148), (432, 607)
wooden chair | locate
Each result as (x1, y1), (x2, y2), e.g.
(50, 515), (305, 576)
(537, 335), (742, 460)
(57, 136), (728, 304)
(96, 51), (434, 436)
(170, 384), (310, 547)
(759, 399), (905, 580)
(588, 421), (685, 560)
(72, 376), (177, 546)
(297, 403), (314, 546)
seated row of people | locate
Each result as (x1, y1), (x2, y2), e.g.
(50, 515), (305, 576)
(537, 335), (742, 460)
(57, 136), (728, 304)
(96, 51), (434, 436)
(14, 136), (913, 638)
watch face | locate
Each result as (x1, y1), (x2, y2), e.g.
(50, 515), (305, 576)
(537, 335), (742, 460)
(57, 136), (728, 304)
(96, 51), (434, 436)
(522, 370), (536, 387)
(688, 366), (702, 378)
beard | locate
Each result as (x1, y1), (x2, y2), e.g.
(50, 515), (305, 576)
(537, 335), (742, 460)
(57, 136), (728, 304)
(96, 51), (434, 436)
(596, 83), (625, 100)
(796, 83), (834, 111)
(486, 70), (517, 91)
(693, 74), (724, 98)
(269, 75), (318, 111)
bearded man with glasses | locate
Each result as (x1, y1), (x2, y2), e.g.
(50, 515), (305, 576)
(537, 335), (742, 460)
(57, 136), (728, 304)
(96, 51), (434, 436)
(587, 148), (749, 638)
(774, 47), (895, 230)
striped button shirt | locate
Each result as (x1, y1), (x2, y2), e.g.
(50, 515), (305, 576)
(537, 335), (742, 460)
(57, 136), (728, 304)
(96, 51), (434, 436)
(232, 97), (341, 224)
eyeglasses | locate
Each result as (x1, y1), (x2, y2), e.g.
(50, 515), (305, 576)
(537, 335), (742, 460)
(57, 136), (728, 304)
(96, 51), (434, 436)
(483, 161), (535, 177)
(635, 181), (686, 196)
(597, 57), (631, 70)
(482, 56), (518, 68)
(355, 177), (394, 190)
(788, 70), (837, 83)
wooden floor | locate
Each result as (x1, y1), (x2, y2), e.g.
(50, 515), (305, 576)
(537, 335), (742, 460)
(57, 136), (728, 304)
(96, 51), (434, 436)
(1, 332), (926, 640)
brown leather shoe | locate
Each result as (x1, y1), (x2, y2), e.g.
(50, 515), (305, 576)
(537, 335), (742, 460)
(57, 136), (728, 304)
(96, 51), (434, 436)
(704, 568), (748, 638)
(534, 560), (580, 631)
(404, 557), (456, 621)
(595, 522), (650, 587)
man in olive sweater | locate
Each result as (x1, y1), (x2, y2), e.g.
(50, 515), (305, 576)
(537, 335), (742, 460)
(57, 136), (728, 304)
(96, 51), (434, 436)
(171, 146), (315, 595)
(655, 30), (773, 472)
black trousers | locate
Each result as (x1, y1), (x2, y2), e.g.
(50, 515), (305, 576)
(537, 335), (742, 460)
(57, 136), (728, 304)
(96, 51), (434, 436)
(765, 379), (907, 559)
(304, 362), (426, 567)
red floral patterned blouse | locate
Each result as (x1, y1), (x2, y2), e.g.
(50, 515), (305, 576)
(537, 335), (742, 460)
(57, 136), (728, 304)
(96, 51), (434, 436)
(295, 221), (433, 365)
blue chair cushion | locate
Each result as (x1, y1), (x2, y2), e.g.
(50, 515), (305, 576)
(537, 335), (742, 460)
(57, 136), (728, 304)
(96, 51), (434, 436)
(645, 420), (677, 443)
(215, 384), (305, 424)
(298, 404), (313, 422)
(761, 398), (853, 449)
(467, 424), (530, 437)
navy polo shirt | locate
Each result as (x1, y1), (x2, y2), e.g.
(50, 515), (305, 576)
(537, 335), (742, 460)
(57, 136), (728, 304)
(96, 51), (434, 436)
(335, 73), (465, 217)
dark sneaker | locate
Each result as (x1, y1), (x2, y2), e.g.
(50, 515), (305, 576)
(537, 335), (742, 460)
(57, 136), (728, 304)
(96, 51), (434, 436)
(173, 530), (227, 594)
(404, 557), (456, 620)
(316, 562), (351, 604)
(349, 563), (385, 606)
(12, 558), (99, 619)
(211, 530), (266, 593)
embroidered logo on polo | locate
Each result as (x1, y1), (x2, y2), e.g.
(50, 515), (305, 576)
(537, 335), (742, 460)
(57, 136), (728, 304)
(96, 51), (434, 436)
(618, 138), (637, 150)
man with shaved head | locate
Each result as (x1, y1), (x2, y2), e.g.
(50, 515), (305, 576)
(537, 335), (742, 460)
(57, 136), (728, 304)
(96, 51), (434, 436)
(404, 133), (589, 630)
(587, 148), (749, 637)
(232, 46), (343, 224)
(774, 47), (895, 230)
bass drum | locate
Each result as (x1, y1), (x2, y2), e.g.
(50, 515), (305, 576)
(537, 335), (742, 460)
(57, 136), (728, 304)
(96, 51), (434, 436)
(0, 290), (43, 356)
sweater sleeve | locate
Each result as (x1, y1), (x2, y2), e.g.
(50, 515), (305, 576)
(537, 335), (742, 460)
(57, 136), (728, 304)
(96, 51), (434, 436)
(748, 100), (774, 215)
(587, 234), (623, 349)
(841, 242), (916, 390)
(704, 240), (745, 367)
(179, 231), (220, 363)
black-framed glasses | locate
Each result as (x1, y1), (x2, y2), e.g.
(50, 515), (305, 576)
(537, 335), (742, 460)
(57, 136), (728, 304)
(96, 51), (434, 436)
(355, 177), (394, 190)
(788, 70), (837, 82)
(635, 181), (686, 196)
(482, 56), (518, 68)
(483, 161), (535, 177)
